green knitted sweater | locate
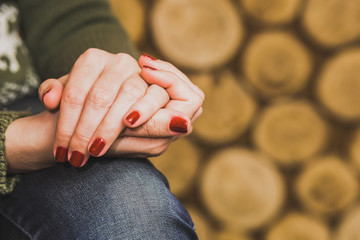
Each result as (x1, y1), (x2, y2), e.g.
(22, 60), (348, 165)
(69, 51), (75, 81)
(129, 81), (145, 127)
(0, 0), (138, 195)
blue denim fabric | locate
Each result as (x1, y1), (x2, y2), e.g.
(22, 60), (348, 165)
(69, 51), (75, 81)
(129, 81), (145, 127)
(0, 158), (198, 240)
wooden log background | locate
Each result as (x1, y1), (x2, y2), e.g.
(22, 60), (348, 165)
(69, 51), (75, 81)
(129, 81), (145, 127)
(109, 0), (360, 239)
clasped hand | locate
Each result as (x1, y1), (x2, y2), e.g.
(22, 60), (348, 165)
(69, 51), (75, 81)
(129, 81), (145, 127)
(38, 49), (204, 167)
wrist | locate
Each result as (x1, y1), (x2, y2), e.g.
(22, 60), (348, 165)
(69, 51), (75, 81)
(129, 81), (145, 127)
(5, 111), (58, 173)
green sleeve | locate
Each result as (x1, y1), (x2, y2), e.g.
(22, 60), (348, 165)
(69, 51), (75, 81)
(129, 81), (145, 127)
(0, 111), (30, 195)
(16, 0), (140, 80)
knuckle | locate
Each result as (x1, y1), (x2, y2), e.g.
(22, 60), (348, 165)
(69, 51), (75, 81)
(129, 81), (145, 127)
(150, 85), (169, 103)
(114, 53), (134, 64)
(121, 81), (145, 100)
(189, 94), (203, 108)
(135, 118), (160, 136)
(73, 129), (92, 144)
(82, 48), (102, 60)
(63, 88), (85, 106)
(76, 48), (103, 66)
(87, 87), (114, 109)
(162, 90), (170, 101)
(56, 130), (72, 144)
(112, 53), (139, 73)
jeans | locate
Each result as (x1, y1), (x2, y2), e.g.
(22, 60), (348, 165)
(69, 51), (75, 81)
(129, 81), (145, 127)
(0, 94), (198, 239)
(0, 158), (198, 239)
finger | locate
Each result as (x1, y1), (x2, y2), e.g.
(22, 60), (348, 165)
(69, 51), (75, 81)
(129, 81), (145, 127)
(67, 55), (142, 167)
(124, 84), (169, 128)
(191, 107), (203, 123)
(141, 67), (204, 118)
(86, 76), (147, 158)
(54, 49), (109, 163)
(122, 108), (192, 138)
(38, 75), (68, 111)
(106, 136), (173, 158)
(139, 53), (205, 99)
(121, 107), (202, 138)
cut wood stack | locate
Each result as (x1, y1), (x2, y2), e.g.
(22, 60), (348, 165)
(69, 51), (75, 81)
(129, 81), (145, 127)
(185, 205), (213, 240)
(265, 212), (330, 240)
(191, 71), (257, 145)
(216, 230), (252, 240)
(335, 205), (360, 240)
(252, 100), (328, 165)
(150, 138), (200, 197)
(110, 0), (360, 239)
(350, 128), (360, 171)
(240, 0), (301, 25)
(242, 32), (312, 99)
(150, 0), (244, 70)
(316, 48), (360, 121)
(200, 148), (284, 230)
(302, 0), (360, 48)
(295, 156), (359, 215)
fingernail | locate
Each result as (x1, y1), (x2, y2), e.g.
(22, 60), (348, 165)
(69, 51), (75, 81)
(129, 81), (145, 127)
(143, 65), (157, 71)
(41, 89), (51, 103)
(170, 117), (188, 133)
(70, 151), (85, 168)
(126, 111), (140, 125)
(89, 138), (105, 156)
(142, 53), (157, 60)
(55, 146), (68, 163)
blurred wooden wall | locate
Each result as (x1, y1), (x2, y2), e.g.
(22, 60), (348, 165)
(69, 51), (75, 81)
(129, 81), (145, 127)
(109, 0), (360, 239)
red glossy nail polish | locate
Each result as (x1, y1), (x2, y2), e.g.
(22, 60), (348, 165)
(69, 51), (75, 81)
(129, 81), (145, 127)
(126, 111), (140, 125)
(55, 146), (68, 163)
(70, 151), (84, 168)
(89, 138), (105, 156)
(143, 65), (157, 71)
(142, 53), (157, 60)
(169, 117), (188, 133)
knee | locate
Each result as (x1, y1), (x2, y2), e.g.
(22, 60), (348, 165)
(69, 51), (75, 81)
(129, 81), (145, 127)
(48, 158), (197, 239)
(88, 159), (197, 239)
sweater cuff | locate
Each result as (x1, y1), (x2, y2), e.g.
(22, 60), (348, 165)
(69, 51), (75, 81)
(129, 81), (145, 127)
(0, 111), (31, 195)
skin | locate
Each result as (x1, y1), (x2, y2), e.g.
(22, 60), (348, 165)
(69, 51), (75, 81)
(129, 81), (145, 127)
(5, 50), (204, 172)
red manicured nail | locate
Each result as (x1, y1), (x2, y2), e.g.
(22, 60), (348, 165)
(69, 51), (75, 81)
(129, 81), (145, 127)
(55, 146), (68, 163)
(70, 151), (85, 168)
(142, 53), (157, 60)
(143, 65), (157, 71)
(126, 111), (140, 125)
(89, 138), (105, 156)
(169, 117), (188, 133)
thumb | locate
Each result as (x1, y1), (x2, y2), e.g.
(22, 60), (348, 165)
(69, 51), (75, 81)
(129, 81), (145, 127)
(38, 75), (68, 111)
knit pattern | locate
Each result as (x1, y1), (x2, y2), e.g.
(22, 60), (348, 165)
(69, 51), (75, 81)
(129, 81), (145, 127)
(0, 2), (40, 107)
(0, 111), (30, 195)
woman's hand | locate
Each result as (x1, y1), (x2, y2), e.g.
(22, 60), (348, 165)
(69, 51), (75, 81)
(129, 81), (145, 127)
(38, 50), (204, 167)
(42, 48), (171, 168)
(103, 54), (205, 158)
(122, 54), (204, 134)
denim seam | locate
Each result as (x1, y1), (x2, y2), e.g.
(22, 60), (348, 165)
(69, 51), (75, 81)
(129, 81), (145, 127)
(0, 211), (33, 239)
